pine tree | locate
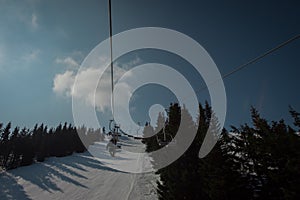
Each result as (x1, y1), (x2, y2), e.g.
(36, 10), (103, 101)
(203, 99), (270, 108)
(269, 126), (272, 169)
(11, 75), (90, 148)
(230, 107), (300, 199)
(156, 103), (204, 200)
(142, 122), (158, 152)
(1, 122), (11, 169)
(9, 127), (21, 169)
(20, 129), (34, 166)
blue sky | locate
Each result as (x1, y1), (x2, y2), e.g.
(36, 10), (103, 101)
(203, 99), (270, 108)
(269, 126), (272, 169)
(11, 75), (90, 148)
(0, 0), (299, 130)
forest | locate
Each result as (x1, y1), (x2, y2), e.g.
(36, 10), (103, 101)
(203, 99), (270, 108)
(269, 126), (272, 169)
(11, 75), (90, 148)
(1, 103), (300, 199)
(143, 103), (300, 200)
(0, 122), (103, 170)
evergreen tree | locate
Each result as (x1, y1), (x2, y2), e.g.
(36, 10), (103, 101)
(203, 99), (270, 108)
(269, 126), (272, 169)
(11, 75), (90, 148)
(155, 103), (203, 200)
(142, 122), (158, 152)
(9, 127), (21, 169)
(230, 107), (300, 199)
(20, 129), (34, 166)
(1, 122), (11, 169)
(0, 121), (103, 171)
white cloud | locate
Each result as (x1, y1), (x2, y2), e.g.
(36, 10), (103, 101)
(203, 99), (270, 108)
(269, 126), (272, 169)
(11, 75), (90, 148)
(17, 12), (39, 30)
(116, 56), (142, 70)
(53, 65), (126, 111)
(53, 70), (75, 96)
(55, 56), (79, 68)
(53, 57), (140, 112)
(31, 13), (38, 29)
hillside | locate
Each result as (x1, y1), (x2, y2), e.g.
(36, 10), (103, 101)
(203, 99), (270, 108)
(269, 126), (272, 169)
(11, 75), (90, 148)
(0, 138), (158, 200)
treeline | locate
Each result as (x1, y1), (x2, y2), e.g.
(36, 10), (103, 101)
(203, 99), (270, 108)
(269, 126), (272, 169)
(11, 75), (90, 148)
(143, 103), (300, 200)
(0, 122), (104, 170)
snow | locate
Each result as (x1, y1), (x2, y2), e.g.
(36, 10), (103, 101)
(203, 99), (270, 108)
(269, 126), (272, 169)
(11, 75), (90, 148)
(89, 136), (154, 173)
(0, 137), (158, 200)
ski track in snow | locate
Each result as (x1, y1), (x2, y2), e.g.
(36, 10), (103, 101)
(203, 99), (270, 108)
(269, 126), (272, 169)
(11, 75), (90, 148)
(0, 137), (158, 200)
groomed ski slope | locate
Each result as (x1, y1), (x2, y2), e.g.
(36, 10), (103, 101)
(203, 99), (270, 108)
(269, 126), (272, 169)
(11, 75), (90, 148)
(0, 137), (158, 200)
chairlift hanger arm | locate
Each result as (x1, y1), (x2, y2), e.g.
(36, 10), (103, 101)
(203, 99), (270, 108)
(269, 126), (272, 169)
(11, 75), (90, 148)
(108, 0), (114, 119)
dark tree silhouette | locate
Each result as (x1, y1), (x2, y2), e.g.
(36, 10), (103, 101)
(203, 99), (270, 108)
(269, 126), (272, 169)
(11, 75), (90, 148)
(0, 122), (104, 171)
(143, 103), (300, 200)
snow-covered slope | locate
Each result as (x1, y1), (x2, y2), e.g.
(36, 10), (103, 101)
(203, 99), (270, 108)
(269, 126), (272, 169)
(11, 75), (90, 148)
(0, 138), (158, 200)
(89, 136), (153, 173)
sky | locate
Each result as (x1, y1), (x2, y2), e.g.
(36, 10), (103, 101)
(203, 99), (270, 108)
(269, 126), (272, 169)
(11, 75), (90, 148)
(0, 0), (299, 131)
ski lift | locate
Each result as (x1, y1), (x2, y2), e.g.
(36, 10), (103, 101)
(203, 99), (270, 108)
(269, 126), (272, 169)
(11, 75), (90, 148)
(109, 119), (121, 137)
(106, 0), (143, 142)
